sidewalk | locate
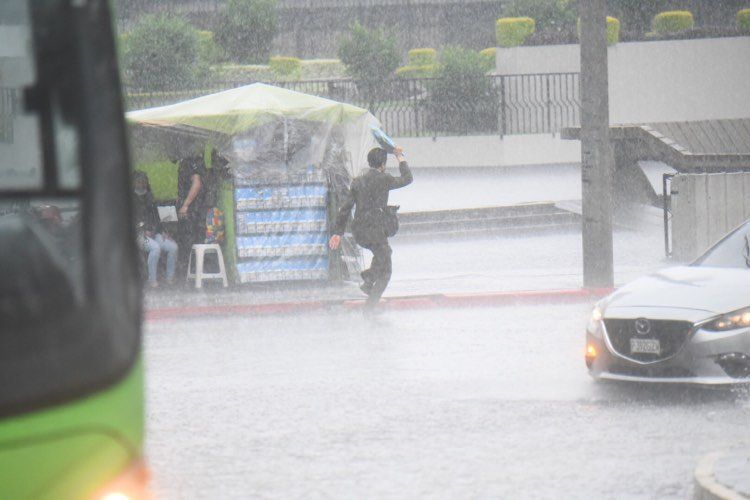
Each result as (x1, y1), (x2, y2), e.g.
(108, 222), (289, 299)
(145, 204), (668, 319)
(695, 450), (750, 499)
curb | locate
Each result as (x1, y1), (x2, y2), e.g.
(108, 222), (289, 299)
(145, 287), (613, 322)
(695, 452), (748, 500)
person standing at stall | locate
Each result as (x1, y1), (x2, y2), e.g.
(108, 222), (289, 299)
(329, 146), (412, 313)
(176, 152), (207, 274)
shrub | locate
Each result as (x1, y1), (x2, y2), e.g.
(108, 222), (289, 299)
(496, 17), (536, 47)
(738, 9), (750, 32)
(428, 47), (497, 134)
(197, 31), (223, 65)
(502, 0), (576, 34)
(338, 22), (400, 102)
(407, 48), (437, 66)
(269, 56), (301, 80)
(215, 64), (273, 83)
(395, 65), (437, 79)
(479, 48), (496, 71)
(607, 16), (620, 45)
(300, 59), (346, 80)
(652, 11), (694, 34)
(123, 14), (204, 91)
(576, 16), (621, 45)
(215, 0), (278, 64)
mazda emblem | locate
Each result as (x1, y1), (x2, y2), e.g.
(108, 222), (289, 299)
(634, 318), (651, 335)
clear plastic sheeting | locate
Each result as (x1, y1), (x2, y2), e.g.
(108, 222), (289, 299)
(126, 83), (379, 182)
(127, 83), (378, 284)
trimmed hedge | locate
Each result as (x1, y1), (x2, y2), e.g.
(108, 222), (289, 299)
(407, 48), (437, 66)
(606, 16), (620, 45)
(216, 64), (273, 82)
(395, 64), (437, 78)
(652, 11), (694, 34)
(496, 17), (536, 48)
(479, 47), (496, 71)
(577, 16), (620, 45)
(300, 59), (345, 79)
(738, 9), (750, 32)
(269, 56), (301, 79)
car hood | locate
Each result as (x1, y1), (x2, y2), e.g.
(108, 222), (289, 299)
(604, 266), (750, 316)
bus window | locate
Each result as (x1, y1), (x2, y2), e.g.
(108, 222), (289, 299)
(0, 0), (140, 419)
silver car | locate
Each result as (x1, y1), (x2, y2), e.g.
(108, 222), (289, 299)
(586, 220), (750, 384)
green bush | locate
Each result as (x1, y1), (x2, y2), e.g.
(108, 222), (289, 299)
(215, 64), (273, 83)
(123, 14), (205, 91)
(607, 16), (620, 45)
(496, 17), (536, 47)
(652, 10), (694, 34)
(407, 48), (437, 66)
(197, 31), (223, 66)
(576, 16), (621, 45)
(502, 0), (576, 34)
(300, 59), (346, 80)
(395, 65), (437, 79)
(479, 48), (496, 72)
(738, 9), (750, 32)
(216, 0), (278, 64)
(339, 22), (400, 102)
(428, 47), (497, 134)
(269, 56), (301, 79)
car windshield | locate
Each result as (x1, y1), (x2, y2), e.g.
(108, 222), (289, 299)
(693, 220), (750, 268)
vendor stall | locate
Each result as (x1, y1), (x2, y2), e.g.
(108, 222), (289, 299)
(127, 83), (379, 285)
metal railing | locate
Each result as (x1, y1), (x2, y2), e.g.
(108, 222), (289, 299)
(125, 72), (581, 137)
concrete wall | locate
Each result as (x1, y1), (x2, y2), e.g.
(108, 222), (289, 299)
(671, 173), (750, 261)
(496, 37), (750, 125)
(389, 134), (581, 169)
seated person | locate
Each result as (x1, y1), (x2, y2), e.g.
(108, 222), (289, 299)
(133, 171), (178, 288)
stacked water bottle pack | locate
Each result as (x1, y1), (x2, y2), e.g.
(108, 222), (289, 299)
(234, 171), (330, 284)
(237, 208), (327, 234)
(236, 233), (328, 258)
(236, 258), (329, 283)
(235, 185), (327, 210)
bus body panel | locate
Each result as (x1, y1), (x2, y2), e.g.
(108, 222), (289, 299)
(0, 360), (144, 499)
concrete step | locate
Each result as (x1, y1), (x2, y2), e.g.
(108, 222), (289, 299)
(398, 203), (581, 236)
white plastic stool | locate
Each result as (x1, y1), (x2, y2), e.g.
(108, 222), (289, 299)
(186, 244), (228, 289)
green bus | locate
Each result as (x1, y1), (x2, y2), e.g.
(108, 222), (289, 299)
(0, 1), (145, 499)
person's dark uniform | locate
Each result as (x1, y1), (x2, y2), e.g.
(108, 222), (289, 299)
(333, 147), (413, 310)
(176, 154), (207, 270)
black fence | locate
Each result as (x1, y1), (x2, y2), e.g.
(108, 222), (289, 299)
(125, 72), (580, 137)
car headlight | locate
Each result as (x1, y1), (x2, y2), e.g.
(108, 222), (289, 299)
(587, 306), (604, 337)
(703, 306), (750, 331)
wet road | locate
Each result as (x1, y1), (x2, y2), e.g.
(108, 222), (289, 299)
(144, 304), (750, 499)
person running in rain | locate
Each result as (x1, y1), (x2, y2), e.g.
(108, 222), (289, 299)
(329, 146), (412, 313)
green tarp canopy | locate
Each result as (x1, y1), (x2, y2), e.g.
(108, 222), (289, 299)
(126, 83), (372, 135)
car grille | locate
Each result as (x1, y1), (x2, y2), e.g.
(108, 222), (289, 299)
(604, 318), (694, 362)
(609, 364), (694, 378)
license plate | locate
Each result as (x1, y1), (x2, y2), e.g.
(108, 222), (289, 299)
(630, 338), (660, 354)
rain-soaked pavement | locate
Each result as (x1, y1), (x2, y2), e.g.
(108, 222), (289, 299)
(144, 303), (750, 499)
